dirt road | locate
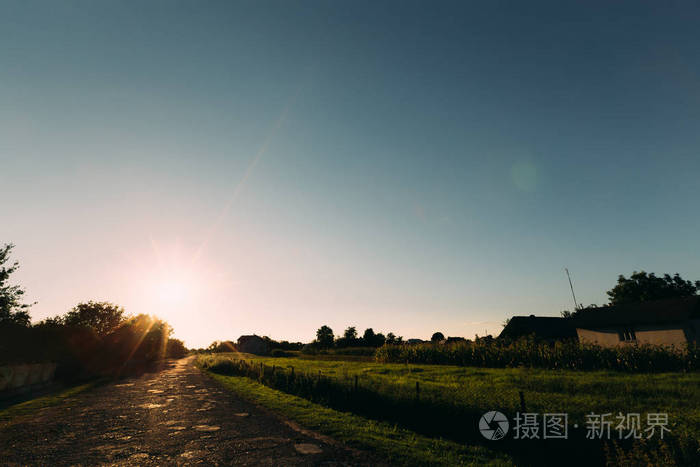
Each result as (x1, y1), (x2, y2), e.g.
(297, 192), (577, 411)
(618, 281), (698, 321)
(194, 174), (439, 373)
(0, 357), (375, 466)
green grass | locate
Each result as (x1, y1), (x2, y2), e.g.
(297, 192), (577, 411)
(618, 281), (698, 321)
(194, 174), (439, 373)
(0, 382), (99, 426)
(207, 371), (513, 466)
(205, 353), (700, 441)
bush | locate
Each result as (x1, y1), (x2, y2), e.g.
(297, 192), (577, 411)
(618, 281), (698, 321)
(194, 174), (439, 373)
(1, 314), (182, 381)
(270, 349), (291, 357)
(166, 338), (188, 358)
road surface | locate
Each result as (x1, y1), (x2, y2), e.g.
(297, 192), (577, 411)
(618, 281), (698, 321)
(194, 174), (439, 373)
(0, 357), (376, 466)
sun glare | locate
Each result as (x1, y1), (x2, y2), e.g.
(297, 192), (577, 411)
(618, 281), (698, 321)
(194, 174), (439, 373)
(155, 277), (189, 304)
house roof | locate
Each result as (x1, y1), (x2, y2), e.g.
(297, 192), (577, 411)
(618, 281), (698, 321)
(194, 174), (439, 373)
(573, 296), (700, 328)
(499, 316), (577, 340)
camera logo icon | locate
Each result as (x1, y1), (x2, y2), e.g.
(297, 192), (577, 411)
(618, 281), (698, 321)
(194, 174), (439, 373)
(479, 411), (509, 440)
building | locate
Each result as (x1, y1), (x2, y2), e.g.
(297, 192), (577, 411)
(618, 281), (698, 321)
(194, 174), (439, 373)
(573, 296), (700, 348)
(499, 316), (577, 342)
(236, 335), (270, 355)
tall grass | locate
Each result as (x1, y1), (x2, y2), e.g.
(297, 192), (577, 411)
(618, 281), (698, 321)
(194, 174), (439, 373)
(375, 339), (698, 372)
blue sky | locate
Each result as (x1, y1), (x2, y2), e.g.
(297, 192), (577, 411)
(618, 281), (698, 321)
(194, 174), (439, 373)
(2, 1), (699, 347)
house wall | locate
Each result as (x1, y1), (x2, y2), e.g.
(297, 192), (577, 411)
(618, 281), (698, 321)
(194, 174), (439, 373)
(635, 325), (687, 347)
(576, 328), (620, 346)
(577, 324), (688, 348)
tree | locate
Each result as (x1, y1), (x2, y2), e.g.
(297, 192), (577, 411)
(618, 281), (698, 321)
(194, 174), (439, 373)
(63, 301), (126, 337)
(316, 325), (334, 348)
(374, 332), (386, 347)
(431, 332), (445, 342)
(386, 332), (396, 344)
(606, 271), (699, 306)
(362, 328), (376, 346)
(166, 338), (188, 358)
(343, 326), (358, 341)
(0, 243), (33, 326)
(560, 303), (600, 319)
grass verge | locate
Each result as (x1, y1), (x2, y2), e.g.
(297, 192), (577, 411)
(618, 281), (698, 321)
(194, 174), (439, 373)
(207, 371), (513, 466)
(0, 382), (99, 427)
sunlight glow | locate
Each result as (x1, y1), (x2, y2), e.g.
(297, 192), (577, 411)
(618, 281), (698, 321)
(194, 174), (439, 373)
(155, 277), (189, 305)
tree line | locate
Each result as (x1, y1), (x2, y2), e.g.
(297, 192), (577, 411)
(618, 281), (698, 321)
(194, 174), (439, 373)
(0, 243), (187, 380)
(312, 325), (405, 349)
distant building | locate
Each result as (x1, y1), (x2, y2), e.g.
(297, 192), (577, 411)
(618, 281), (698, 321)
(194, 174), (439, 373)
(498, 296), (700, 348)
(499, 316), (577, 342)
(237, 335), (269, 355)
(406, 339), (425, 345)
(574, 296), (700, 348)
(444, 336), (467, 344)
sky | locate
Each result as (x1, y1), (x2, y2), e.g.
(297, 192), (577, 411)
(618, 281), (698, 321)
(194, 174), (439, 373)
(2, 1), (700, 348)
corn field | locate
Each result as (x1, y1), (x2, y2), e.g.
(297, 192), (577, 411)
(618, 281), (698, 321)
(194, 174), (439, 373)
(374, 340), (699, 372)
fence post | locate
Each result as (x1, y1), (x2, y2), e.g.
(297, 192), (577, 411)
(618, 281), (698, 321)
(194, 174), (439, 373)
(354, 375), (358, 391)
(318, 370), (321, 382)
(519, 391), (526, 412)
(416, 381), (420, 401)
(260, 362), (263, 380)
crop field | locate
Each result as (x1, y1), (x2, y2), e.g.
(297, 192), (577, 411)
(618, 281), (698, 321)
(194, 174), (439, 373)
(200, 352), (700, 466)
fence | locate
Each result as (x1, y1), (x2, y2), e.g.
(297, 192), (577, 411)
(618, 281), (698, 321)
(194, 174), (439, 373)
(201, 357), (523, 444)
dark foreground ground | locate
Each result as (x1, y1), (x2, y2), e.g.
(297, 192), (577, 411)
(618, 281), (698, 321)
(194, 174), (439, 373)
(0, 357), (377, 466)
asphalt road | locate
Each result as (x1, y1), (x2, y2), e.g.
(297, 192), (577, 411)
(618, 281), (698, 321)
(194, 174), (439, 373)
(0, 357), (376, 466)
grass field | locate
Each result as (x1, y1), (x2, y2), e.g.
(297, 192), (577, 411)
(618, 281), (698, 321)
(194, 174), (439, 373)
(200, 352), (700, 465)
(209, 372), (513, 466)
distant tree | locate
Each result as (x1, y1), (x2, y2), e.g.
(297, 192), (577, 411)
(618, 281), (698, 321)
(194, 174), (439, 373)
(386, 332), (396, 344)
(431, 332), (445, 342)
(395, 335), (403, 344)
(362, 328), (375, 346)
(0, 243), (33, 326)
(344, 326), (358, 341)
(606, 271), (700, 305)
(375, 332), (386, 347)
(560, 304), (598, 319)
(166, 338), (188, 358)
(208, 340), (236, 352)
(316, 325), (334, 348)
(36, 315), (66, 327)
(334, 326), (359, 348)
(63, 301), (126, 337)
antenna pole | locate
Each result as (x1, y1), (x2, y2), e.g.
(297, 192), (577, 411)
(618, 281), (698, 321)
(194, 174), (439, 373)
(565, 268), (579, 310)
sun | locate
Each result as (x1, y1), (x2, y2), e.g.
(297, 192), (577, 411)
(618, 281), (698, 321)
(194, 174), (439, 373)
(155, 277), (189, 305)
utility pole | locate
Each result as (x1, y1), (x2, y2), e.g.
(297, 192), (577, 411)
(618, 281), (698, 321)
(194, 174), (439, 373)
(565, 268), (579, 311)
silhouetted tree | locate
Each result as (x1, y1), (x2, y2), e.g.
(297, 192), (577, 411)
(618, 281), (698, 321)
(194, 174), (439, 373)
(208, 340), (236, 352)
(362, 328), (375, 346)
(0, 243), (33, 326)
(64, 301), (126, 337)
(606, 271), (699, 305)
(431, 332), (445, 342)
(344, 326), (358, 341)
(316, 325), (334, 348)
(374, 332), (386, 347)
(103, 314), (172, 364)
(166, 338), (188, 358)
(560, 304), (598, 319)
(386, 332), (396, 344)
